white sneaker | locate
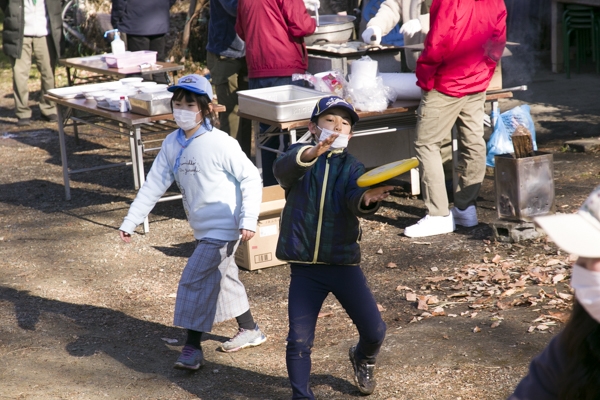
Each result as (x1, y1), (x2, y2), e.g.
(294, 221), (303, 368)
(451, 205), (478, 227)
(404, 214), (455, 238)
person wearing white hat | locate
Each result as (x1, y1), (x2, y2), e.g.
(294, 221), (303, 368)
(509, 185), (600, 399)
(118, 74), (267, 371)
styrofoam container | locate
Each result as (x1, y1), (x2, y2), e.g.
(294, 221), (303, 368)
(105, 50), (157, 69)
(237, 86), (325, 122)
(119, 77), (144, 85)
(140, 84), (169, 93)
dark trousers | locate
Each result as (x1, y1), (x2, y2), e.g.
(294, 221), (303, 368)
(126, 33), (167, 61)
(249, 76), (303, 186)
(127, 34), (168, 84)
(286, 264), (386, 399)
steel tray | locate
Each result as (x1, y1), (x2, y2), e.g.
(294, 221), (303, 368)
(129, 92), (173, 116)
(237, 86), (325, 122)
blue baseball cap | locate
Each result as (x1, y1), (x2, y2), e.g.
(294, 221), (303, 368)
(168, 74), (213, 101)
(310, 96), (359, 126)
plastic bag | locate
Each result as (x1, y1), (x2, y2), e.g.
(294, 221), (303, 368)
(292, 70), (347, 97)
(486, 105), (538, 167)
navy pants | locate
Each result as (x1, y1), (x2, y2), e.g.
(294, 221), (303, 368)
(249, 77), (303, 186)
(286, 264), (387, 399)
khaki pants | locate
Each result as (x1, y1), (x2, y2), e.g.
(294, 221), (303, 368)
(10, 36), (56, 119)
(206, 52), (252, 157)
(415, 90), (486, 216)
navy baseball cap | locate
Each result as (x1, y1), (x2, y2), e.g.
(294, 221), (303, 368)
(168, 74), (213, 101)
(311, 96), (359, 126)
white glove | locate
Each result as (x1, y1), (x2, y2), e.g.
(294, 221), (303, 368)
(400, 18), (422, 38)
(303, 0), (320, 11)
(361, 26), (382, 45)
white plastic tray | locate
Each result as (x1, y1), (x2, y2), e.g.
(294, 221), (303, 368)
(237, 86), (325, 122)
(47, 81), (123, 99)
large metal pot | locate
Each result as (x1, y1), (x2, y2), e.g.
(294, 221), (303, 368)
(304, 15), (356, 46)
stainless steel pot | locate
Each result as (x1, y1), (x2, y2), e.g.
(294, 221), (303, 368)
(304, 15), (356, 46)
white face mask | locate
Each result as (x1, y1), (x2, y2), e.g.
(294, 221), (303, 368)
(173, 109), (200, 131)
(318, 126), (350, 149)
(571, 264), (600, 323)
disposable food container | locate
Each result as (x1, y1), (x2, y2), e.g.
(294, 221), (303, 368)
(237, 86), (325, 122)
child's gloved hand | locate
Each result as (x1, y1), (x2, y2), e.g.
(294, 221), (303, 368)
(400, 18), (422, 38)
(361, 26), (382, 45)
(363, 185), (395, 206)
(303, 0), (320, 11)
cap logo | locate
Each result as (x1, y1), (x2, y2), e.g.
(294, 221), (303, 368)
(325, 97), (352, 109)
(180, 77), (197, 84)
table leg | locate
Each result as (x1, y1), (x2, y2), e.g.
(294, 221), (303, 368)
(131, 124), (150, 233)
(56, 105), (71, 200)
(130, 125), (143, 190)
(66, 66), (73, 87)
(253, 120), (263, 177)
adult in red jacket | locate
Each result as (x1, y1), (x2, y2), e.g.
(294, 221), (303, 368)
(235, 0), (316, 186)
(404, 0), (506, 238)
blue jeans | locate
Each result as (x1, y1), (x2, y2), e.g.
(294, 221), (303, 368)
(249, 77), (304, 186)
(286, 264), (386, 399)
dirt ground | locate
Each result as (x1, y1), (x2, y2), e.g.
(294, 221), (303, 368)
(1, 48), (600, 399)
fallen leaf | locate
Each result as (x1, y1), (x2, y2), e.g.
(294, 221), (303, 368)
(552, 274), (565, 284)
(409, 317), (419, 324)
(396, 285), (412, 291)
(536, 324), (549, 331)
(426, 276), (447, 283)
(527, 326), (535, 333)
(448, 292), (469, 298)
(556, 291), (573, 301)
(448, 314), (458, 317)
(470, 312), (478, 318)
(386, 262), (398, 269)
(430, 267), (439, 272)
(442, 334), (449, 340)
(490, 321), (501, 329)
(420, 312), (433, 318)
(376, 248), (383, 254)
(161, 337), (178, 344)
(492, 254), (502, 264)
(318, 311), (334, 318)
(377, 304), (386, 312)
(413, 241), (432, 245)
(406, 292), (417, 302)
(417, 295), (429, 310)
(496, 301), (511, 310)
(546, 259), (562, 266)
(432, 307), (445, 316)
(473, 326), (481, 333)
(426, 296), (439, 305)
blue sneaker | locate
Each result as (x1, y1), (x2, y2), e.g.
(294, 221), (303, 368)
(220, 324), (267, 353)
(174, 345), (204, 370)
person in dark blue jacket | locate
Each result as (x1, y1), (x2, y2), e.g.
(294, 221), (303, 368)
(111, 0), (176, 62)
(206, 0), (251, 157)
(273, 96), (393, 399)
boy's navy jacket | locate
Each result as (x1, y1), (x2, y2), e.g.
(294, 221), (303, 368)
(206, 0), (239, 56)
(274, 143), (379, 266)
(111, 0), (176, 36)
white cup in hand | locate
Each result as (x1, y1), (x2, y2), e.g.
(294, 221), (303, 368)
(361, 26), (382, 45)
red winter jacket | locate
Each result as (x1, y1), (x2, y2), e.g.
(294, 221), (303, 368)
(416, 0), (507, 97)
(235, 0), (316, 79)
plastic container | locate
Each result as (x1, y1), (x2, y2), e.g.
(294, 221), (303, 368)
(119, 77), (144, 85)
(237, 85), (325, 122)
(104, 29), (126, 55)
(104, 51), (157, 69)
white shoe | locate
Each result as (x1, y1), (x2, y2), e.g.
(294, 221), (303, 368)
(404, 214), (455, 238)
(451, 205), (478, 227)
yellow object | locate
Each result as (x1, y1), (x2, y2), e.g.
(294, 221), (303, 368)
(357, 158), (419, 187)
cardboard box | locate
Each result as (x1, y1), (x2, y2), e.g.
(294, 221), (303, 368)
(235, 185), (287, 271)
(488, 59), (503, 91)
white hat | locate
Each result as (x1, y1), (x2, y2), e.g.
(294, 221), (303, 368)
(534, 185), (600, 258)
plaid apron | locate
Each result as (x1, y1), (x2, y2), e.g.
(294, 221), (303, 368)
(173, 238), (249, 332)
